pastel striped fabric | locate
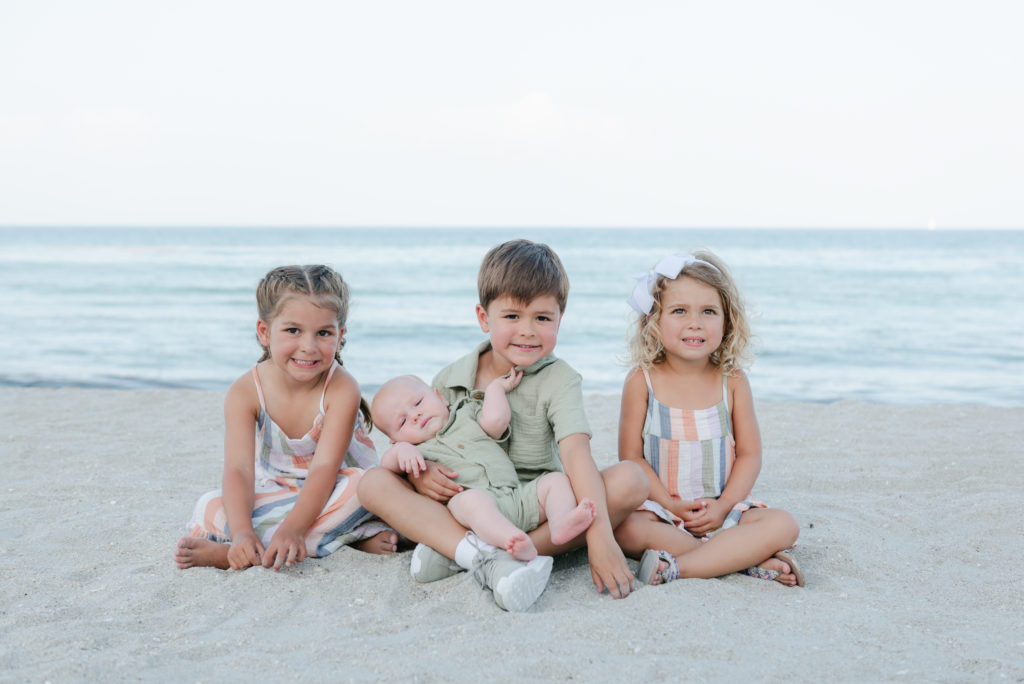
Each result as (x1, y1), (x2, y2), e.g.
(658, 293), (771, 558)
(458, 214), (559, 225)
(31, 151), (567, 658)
(187, 364), (389, 557)
(639, 368), (765, 532)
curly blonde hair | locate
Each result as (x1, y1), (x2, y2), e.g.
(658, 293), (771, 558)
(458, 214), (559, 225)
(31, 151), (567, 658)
(627, 250), (752, 374)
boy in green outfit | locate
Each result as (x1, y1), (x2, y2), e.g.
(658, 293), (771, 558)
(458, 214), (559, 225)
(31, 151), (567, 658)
(358, 239), (649, 611)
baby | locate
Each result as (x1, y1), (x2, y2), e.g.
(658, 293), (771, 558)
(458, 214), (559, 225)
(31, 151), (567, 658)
(371, 372), (596, 560)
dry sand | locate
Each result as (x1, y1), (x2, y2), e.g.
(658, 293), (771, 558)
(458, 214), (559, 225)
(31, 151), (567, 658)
(1, 388), (1021, 681)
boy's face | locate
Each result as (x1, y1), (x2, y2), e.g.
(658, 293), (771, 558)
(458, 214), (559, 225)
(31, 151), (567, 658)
(476, 295), (562, 370)
(374, 379), (450, 445)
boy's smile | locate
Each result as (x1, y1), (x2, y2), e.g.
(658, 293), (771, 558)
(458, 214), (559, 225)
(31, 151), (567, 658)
(476, 295), (562, 371)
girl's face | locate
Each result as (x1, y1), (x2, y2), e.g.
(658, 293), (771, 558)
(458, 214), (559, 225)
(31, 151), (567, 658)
(656, 276), (725, 364)
(256, 295), (342, 383)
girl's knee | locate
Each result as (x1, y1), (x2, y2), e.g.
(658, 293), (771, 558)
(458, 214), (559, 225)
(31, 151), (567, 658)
(753, 507), (800, 547)
(775, 508), (800, 546)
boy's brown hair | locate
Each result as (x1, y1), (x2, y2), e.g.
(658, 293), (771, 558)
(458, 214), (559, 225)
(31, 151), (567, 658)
(477, 239), (570, 312)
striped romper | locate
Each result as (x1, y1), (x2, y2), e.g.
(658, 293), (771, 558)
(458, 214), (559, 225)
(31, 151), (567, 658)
(187, 363), (389, 557)
(638, 367), (766, 535)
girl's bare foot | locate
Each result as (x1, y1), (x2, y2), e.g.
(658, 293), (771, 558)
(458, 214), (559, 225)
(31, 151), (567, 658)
(174, 537), (230, 570)
(504, 530), (538, 561)
(758, 557), (798, 586)
(549, 498), (597, 545)
(354, 531), (399, 555)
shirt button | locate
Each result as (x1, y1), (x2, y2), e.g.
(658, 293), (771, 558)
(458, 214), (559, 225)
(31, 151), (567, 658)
(472, 391), (484, 400)
(458, 444), (464, 449)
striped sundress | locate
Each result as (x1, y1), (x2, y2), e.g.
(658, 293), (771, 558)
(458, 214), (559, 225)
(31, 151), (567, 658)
(638, 367), (766, 535)
(187, 363), (389, 557)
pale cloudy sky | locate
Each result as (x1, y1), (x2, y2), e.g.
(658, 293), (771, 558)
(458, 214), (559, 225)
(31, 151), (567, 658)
(2, 1), (1022, 229)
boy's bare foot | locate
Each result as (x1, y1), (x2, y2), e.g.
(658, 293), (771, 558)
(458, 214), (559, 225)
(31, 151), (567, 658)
(174, 537), (230, 570)
(549, 498), (597, 545)
(504, 531), (538, 561)
(354, 531), (399, 555)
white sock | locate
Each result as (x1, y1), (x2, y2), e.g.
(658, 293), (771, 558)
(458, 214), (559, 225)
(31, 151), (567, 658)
(454, 533), (496, 570)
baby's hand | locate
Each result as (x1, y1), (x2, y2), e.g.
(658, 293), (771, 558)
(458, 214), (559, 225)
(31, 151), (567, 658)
(492, 369), (523, 393)
(394, 442), (427, 477)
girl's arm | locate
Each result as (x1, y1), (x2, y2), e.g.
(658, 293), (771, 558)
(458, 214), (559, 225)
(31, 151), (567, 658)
(477, 370), (522, 439)
(686, 371), (763, 536)
(261, 368), (361, 570)
(221, 374), (263, 570)
(617, 368), (703, 520)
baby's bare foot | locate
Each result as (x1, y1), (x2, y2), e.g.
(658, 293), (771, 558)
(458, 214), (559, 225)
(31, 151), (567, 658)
(174, 537), (230, 570)
(550, 498), (597, 545)
(505, 531), (538, 561)
(354, 531), (399, 555)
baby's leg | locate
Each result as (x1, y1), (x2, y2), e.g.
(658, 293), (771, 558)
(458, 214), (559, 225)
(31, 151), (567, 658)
(174, 537), (231, 570)
(535, 472), (597, 545)
(447, 489), (537, 561)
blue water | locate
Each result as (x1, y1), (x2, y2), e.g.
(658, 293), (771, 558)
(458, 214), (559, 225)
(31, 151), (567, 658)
(1, 227), (1021, 406)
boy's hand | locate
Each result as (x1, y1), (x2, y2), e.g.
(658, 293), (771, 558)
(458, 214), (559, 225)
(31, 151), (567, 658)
(409, 461), (463, 503)
(227, 531), (264, 570)
(491, 369), (523, 394)
(393, 442), (428, 477)
(588, 536), (636, 599)
(263, 526), (307, 571)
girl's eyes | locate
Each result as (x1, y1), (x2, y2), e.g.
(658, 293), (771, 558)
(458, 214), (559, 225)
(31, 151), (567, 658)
(285, 327), (300, 334)
(415, 398), (422, 406)
(668, 307), (718, 315)
(317, 330), (335, 337)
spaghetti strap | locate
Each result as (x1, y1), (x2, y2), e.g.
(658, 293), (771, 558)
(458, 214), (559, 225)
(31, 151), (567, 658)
(640, 367), (654, 391)
(251, 366), (267, 412)
(721, 374), (729, 414)
(319, 362), (339, 413)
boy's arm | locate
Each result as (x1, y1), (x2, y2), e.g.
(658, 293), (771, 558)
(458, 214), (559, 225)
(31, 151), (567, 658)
(477, 370), (522, 439)
(559, 433), (637, 599)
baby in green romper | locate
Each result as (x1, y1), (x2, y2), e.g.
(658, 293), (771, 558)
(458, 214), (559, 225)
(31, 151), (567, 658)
(371, 371), (597, 561)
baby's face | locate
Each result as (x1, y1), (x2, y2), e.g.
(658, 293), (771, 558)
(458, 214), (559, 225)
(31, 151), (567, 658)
(375, 379), (450, 445)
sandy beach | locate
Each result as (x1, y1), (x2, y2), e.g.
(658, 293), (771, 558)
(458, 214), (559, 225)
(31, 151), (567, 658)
(1, 387), (1021, 682)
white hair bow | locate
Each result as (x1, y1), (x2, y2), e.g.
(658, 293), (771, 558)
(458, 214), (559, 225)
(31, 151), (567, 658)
(627, 253), (719, 315)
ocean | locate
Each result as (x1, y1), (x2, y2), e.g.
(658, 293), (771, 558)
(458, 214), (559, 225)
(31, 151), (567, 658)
(1, 227), (1021, 406)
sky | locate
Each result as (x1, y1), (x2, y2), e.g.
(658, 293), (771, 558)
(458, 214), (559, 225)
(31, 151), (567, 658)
(2, 1), (1022, 229)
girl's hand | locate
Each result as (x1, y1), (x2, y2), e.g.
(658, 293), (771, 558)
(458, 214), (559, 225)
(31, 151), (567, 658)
(683, 498), (728, 537)
(670, 499), (706, 522)
(227, 532), (264, 571)
(393, 442), (428, 477)
(491, 369), (523, 394)
(262, 527), (307, 571)
(409, 461), (463, 503)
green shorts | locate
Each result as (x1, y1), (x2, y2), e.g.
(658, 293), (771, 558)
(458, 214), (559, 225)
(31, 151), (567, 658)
(490, 476), (542, 532)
